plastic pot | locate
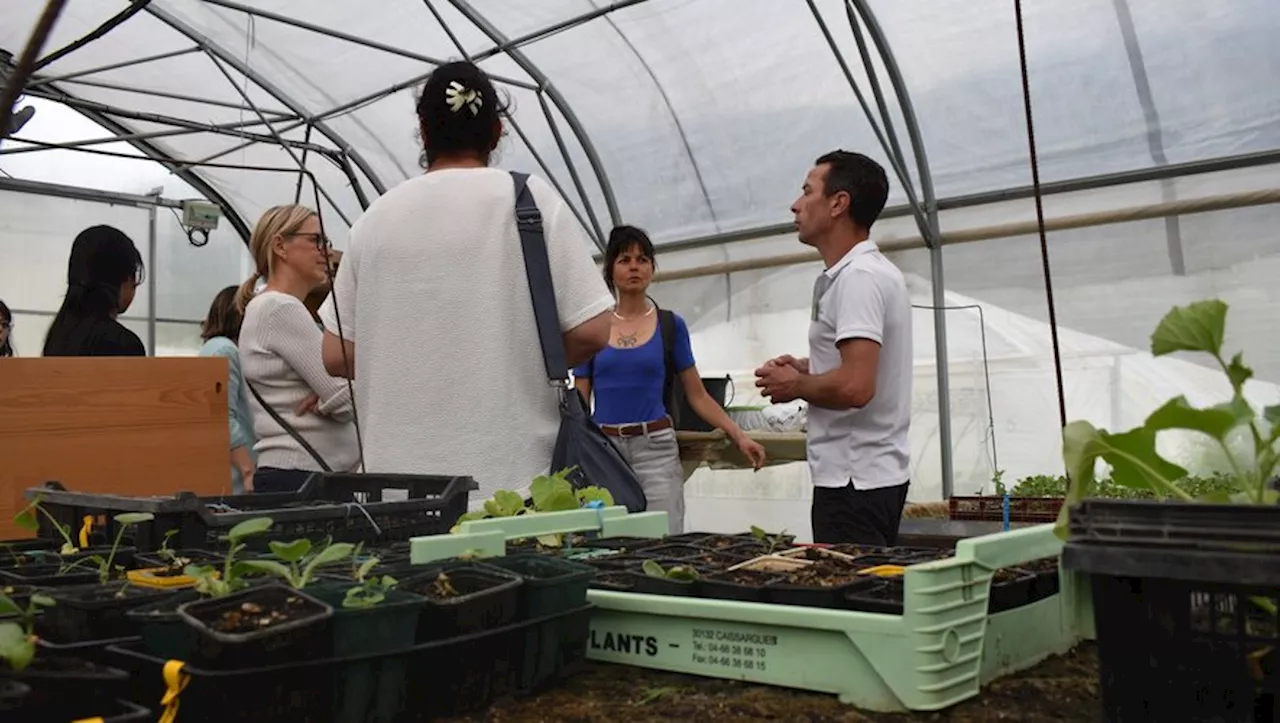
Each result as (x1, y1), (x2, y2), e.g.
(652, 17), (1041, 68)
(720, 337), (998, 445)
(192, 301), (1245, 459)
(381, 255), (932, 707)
(0, 655), (130, 719)
(481, 554), (594, 620)
(699, 569), (783, 603)
(987, 568), (1037, 613)
(39, 583), (172, 643)
(125, 589), (202, 660)
(178, 583), (334, 669)
(0, 564), (100, 588)
(400, 564), (522, 642)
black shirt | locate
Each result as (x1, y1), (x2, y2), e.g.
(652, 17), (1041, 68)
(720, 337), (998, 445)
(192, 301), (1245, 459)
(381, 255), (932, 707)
(43, 317), (146, 357)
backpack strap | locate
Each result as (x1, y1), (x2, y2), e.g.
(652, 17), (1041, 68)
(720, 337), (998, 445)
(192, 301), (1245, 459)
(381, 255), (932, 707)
(657, 308), (678, 425)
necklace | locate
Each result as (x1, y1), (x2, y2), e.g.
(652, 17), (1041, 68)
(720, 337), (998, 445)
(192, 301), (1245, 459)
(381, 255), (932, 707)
(613, 303), (655, 321)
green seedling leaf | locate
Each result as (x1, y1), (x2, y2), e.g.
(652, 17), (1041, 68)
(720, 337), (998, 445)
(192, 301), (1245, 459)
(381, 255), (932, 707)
(1226, 352), (1254, 394)
(12, 504), (38, 533)
(666, 565), (699, 581)
(1098, 428), (1189, 494)
(0, 597), (20, 617)
(226, 517), (273, 541)
(493, 490), (526, 516)
(269, 539), (312, 563)
(355, 557), (379, 581)
(0, 623), (34, 671)
(539, 489), (580, 513)
(750, 525), (767, 541)
(29, 594), (54, 608)
(240, 559), (293, 579)
(576, 486), (615, 507)
(530, 473), (573, 511)
(642, 560), (665, 578)
(1145, 396), (1244, 441)
(114, 512), (155, 526)
(311, 542), (355, 567)
(1150, 299), (1227, 357)
(536, 534), (563, 548)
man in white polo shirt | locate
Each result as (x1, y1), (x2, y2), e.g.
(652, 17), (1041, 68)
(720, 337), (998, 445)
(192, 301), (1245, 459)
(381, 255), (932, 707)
(754, 150), (912, 545)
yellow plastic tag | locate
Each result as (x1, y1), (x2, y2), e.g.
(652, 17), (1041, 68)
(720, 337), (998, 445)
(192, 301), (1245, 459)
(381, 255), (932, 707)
(71, 718), (104, 723)
(159, 659), (191, 723)
(857, 564), (906, 578)
(79, 515), (93, 548)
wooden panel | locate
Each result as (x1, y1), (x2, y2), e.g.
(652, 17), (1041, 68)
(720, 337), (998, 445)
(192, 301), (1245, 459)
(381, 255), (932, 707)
(0, 358), (229, 540)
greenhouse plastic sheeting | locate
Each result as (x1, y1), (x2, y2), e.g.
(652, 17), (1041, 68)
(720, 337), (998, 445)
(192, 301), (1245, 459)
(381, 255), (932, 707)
(2, 0), (1277, 245)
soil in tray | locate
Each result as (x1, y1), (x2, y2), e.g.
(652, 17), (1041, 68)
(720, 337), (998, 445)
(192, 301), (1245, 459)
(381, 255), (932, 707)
(589, 572), (636, 591)
(776, 560), (865, 588)
(205, 593), (317, 634)
(439, 643), (1102, 722)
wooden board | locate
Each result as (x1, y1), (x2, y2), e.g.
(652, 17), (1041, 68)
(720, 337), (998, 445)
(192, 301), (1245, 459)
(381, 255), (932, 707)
(0, 358), (229, 540)
(677, 430), (807, 480)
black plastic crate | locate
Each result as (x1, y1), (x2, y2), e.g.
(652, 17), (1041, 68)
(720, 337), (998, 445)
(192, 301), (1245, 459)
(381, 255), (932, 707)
(106, 604), (593, 722)
(1065, 498), (1280, 722)
(24, 474), (478, 552)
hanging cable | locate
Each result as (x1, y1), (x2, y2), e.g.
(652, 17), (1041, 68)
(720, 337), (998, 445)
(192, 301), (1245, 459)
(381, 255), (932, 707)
(1013, 0), (1068, 430)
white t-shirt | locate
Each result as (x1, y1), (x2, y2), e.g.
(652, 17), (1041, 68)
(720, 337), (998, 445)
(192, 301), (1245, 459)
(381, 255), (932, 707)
(319, 168), (614, 499)
(240, 291), (360, 473)
(805, 240), (912, 490)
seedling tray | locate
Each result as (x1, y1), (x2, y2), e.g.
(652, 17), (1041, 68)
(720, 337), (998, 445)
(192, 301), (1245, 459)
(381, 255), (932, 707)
(125, 588), (202, 660)
(412, 508), (1091, 713)
(700, 570), (784, 603)
(949, 495), (1063, 523)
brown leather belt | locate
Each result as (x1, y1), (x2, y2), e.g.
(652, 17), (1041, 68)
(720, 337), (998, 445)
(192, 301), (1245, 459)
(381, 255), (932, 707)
(600, 416), (673, 438)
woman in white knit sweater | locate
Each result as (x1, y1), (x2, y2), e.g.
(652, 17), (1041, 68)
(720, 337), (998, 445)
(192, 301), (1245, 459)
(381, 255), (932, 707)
(236, 204), (359, 493)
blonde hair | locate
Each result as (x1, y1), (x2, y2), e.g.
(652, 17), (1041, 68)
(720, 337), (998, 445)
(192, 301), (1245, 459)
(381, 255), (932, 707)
(236, 204), (318, 313)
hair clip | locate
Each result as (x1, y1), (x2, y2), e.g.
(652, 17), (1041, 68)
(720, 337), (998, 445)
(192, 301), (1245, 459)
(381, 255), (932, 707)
(445, 81), (483, 116)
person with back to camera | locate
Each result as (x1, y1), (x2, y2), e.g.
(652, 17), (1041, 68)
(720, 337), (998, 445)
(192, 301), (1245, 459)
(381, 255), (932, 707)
(319, 61), (613, 502)
(43, 225), (147, 357)
(0, 299), (14, 357)
(754, 151), (913, 546)
(238, 205), (359, 494)
(573, 225), (767, 535)
(199, 285), (257, 493)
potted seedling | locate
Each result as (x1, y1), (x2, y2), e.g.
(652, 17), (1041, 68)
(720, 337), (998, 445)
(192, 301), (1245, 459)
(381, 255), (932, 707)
(1058, 299), (1280, 721)
(400, 563), (522, 643)
(634, 560), (699, 597)
(38, 512), (171, 643)
(178, 533), (345, 669)
(0, 500), (134, 588)
(129, 530), (221, 589)
(127, 517), (271, 660)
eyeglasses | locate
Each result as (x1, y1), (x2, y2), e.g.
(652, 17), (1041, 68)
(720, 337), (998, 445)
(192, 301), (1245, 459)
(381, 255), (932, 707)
(288, 232), (331, 249)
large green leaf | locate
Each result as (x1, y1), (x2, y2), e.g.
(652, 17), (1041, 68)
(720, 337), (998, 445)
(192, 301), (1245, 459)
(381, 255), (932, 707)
(1098, 428), (1188, 494)
(1150, 299), (1226, 357)
(226, 517), (273, 541)
(269, 539), (311, 563)
(311, 542), (355, 567)
(0, 623), (33, 671)
(12, 503), (38, 533)
(576, 486), (614, 507)
(530, 474), (574, 512)
(1145, 396), (1243, 441)
(240, 559), (293, 580)
(492, 490), (525, 516)
(1057, 421), (1104, 540)
(0, 596), (20, 618)
(114, 512), (155, 526)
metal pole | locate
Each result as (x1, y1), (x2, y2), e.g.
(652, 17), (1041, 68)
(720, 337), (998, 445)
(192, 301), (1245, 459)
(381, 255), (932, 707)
(50, 76), (296, 116)
(0, 174), (182, 207)
(0, 113), (304, 156)
(0, 0), (67, 141)
(538, 94), (606, 245)
(850, 0), (954, 498)
(33, 0), (152, 72)
(448, 0), (623, 227)
(470, 0), (654, 62)
(147, 190), (159, 356)
(27, 47), (201, 88)
(505, 112), (601, 248)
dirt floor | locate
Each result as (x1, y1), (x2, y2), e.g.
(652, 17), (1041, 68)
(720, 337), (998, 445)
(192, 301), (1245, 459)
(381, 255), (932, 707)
(447, 642), (1102, 722)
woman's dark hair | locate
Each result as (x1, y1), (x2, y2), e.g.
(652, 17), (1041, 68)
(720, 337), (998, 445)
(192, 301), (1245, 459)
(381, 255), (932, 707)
(416, 61), (509, 167)
(0, 298), (13, 357)
(42, 225), (144, 355)
(201, 285), (243, 342)
(602, 225), (657, 292)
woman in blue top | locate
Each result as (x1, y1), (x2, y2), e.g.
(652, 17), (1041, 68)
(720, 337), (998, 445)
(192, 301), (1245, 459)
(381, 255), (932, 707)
(574, 226), (766, 534)
(198, 285), (257, 493)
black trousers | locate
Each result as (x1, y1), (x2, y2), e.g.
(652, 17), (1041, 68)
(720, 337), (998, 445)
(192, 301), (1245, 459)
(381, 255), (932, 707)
(254, 467), (314, 494)
(811, 480), (910, 546)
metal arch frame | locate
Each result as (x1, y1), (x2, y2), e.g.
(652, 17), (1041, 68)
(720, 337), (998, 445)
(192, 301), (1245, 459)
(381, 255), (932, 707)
(447, 0), (622, 230)
(143, 3), (389, 200)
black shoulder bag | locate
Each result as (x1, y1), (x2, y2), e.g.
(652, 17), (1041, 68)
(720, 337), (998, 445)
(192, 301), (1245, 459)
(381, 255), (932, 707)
(511, 172), (647, 514)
